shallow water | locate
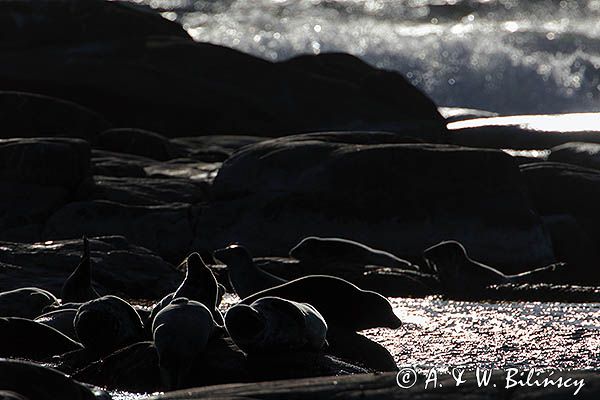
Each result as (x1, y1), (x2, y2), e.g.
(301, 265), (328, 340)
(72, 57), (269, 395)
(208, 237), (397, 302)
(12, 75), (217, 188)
(112, 296), (600, 399)
(124, 0), (600, 114)
(367, 297), (600, 371)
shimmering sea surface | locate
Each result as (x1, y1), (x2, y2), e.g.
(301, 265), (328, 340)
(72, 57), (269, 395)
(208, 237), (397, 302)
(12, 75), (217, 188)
(110, 296), (600, 399)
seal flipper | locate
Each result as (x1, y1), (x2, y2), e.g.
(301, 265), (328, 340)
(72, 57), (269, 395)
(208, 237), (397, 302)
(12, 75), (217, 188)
(61, 236), (100, 303)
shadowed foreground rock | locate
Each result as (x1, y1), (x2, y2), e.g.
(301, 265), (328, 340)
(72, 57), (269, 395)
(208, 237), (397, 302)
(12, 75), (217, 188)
(150, 371), (599, 399)
(0, 91), (111, 140)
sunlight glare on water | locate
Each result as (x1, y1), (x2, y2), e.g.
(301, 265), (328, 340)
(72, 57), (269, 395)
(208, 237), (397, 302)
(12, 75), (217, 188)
(364, 297), (600, 371)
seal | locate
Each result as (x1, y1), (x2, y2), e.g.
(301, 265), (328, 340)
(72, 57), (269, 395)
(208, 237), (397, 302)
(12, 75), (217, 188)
(225, 296), (327, 355)
(423, 240), (564, 296)
(241, 275), (401, 331)
(74, 295), (144, 356)
(152, 297), (217, 390)
(0, 359), (96, 400)
(61, 236), (100, 303)
(290, 236), (418, 271)
(0, 287), (58, 319)
(0, 317), (82, 360)
(34, 309), (78, 341)
(148, 252), (223, 328)
(213, 244), (286, 298)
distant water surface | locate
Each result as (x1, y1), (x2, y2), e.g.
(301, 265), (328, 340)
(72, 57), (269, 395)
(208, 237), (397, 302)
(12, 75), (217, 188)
(123, 0), (600, 114)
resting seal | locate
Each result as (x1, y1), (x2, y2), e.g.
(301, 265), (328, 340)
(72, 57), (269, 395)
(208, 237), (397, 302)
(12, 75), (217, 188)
(241, 275), (401, 331)
(423, 241), (564, 296)
(148, 252), (223, 327)
(0, 287), (58, 319)
(61, 236), (100, 303)
(152, 298), (217, 389)
(213, 244), (286, 298)
(0, 317), (82, 360)
(226, 296), (327, 354)
(74, 295), (144, 356)
(290, 236), (417, 271)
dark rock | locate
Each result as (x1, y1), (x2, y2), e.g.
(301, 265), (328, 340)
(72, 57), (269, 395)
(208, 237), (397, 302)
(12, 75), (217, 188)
(91, 150), (152, 178)
(43, 200), (196, 263)
(0, 137), (90, 189)
(145, 370), (600, 399)
(0, 138), (91, 241)
(0, 91), (110, 140)
(438, 106), (498, 122)
(199, 133), (555, 272)
(0, 317), (82, 360)
(0, 359), (96, 400)
(143, 159), (222, 184)
(0, 35), (444, 137)
(548, 142), (600, 170)
(171, 135), (268, 162)
(95, 129), (182, 161)
(0, 236), (180, 299)
(0, 0), (191, 49)
(73, 341), (162, 393)
(90, 175), (209, 206)
(541, 214), (600, 285)
(447, 113), (600, 149)
(521, 162), (600, 284)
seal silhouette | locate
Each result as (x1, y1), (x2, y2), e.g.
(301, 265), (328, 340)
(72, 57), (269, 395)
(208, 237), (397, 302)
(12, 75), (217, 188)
(225, 296), (327, 355)
(213, 244), (286, 298)
(149, 252), (223, 327)
(152, 298), (217, 390)
(290, 236), (417, 270)
(241, 275), (401, 331)
(0, 317), (82, 360)
(423, 240), (564, 296)
(0, 287), (58, 319)
(74, 295), (144, 356)
(61, 236), (100, 303)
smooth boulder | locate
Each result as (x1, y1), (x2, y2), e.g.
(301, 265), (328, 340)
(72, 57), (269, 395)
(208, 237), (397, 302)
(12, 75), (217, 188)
(200, 133), (555, 271)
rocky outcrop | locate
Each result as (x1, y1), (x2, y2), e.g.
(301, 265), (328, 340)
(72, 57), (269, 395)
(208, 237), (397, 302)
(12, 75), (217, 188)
(520, 162), (600, 284)
(0, 91), (111, 140)
(447, 113), (600, 149)
(0, 236), (180, 299)
(0, 37), (445, 137)
(43, 201), (197, 262)
(199, 132), (555, 272)
(0, 0), (191, 49)
(0, 138), (91, 242)
(548, 142), (600, 170)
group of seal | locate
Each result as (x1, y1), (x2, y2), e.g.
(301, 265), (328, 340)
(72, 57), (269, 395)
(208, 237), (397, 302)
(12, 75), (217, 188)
(0, 231), (571, 394)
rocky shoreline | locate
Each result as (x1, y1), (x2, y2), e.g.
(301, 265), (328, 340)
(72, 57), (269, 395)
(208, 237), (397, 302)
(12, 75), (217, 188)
(0, 1), (599, 399)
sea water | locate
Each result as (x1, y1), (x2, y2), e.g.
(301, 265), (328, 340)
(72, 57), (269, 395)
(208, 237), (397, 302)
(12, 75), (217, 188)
(123, 0), (600, 114)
